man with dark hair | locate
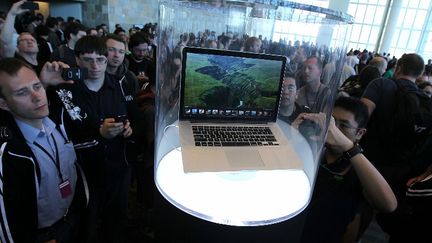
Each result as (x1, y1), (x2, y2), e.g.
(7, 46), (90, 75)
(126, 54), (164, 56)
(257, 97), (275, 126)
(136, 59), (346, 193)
(296, 56), (331, 113)
(279, 76), (306, 124)
(127, 31), (154, 87)
(87, 27), (98, 36)
(361, 53), (431, 242)
(26, 14), (43, 36)
(47, 35), (138, 243)
(105, 34), (139, 97)
(0, 58), (87, 243)
(300, 97), (396, 243)
(55, 16), (66, 43)
(45, 17), (61, 49)
(51, 22), (87, 67)
(396, 53), (425, 78)
(35, 25), (53, 65)
(361, 53), (426, 169)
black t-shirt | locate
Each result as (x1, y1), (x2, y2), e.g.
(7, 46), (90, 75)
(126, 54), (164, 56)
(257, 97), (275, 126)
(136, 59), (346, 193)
(361, 78), (419, 165)
(15, 52), (43, 76)
(126, 55), (156, 86)
(301, 156), (362, 243)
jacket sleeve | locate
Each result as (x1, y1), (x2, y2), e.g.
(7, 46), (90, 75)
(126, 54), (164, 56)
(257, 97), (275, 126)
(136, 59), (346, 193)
(0, 142), (39, 243)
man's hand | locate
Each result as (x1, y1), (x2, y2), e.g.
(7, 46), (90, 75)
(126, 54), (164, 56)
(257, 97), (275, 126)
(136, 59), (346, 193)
(39, 61), (73, 87)
(137, 71), (149, 83)
(99, 118), (128, 139)
(292, 112), (326, 140)
(407, 164), (432, 187)
(122, 120), (133, 138)
(8, 0), (29, 17)
(325, 116), (353, 153)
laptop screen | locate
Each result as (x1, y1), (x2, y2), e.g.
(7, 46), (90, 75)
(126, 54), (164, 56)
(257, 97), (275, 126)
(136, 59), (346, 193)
(179, 47), (287, 122)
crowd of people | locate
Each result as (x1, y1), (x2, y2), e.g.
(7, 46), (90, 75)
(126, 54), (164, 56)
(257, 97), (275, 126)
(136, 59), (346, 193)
(0, 0), (431, 243)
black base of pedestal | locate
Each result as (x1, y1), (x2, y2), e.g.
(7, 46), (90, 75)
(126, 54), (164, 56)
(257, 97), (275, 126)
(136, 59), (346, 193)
(154, 189), (307, 243)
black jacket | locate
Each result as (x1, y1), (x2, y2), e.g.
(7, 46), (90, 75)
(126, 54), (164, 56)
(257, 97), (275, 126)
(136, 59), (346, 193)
(47, 72), (140, 184)
(0, 111), (88, 243)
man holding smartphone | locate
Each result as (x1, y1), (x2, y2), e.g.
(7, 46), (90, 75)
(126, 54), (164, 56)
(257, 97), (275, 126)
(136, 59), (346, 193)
(0, 0), (44, 75)
(46, 36), (138, 243)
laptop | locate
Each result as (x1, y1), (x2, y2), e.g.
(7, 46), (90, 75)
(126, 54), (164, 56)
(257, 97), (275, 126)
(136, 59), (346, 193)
(178, 47), (303, 173)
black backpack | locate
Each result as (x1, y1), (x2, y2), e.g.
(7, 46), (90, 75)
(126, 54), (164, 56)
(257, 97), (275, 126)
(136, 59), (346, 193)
(383, 79), (432, 165)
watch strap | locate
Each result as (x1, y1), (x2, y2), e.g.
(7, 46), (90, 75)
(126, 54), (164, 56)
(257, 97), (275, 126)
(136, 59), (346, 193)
(343, 143), (363, 160)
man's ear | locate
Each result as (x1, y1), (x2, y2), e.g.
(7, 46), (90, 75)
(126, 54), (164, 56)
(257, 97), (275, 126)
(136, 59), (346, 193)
(0, 98), (10, 112)
(355, 128), (366, 141)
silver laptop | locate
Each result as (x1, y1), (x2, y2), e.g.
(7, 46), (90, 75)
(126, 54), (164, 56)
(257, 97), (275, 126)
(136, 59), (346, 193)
(179, 47), (303, 173)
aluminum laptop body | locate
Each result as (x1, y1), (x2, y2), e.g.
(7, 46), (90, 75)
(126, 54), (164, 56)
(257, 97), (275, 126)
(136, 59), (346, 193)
(178, 47), (302, 173)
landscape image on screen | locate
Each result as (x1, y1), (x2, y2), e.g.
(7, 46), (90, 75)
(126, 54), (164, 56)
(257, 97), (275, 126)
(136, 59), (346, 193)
(183, 53), (282, 110)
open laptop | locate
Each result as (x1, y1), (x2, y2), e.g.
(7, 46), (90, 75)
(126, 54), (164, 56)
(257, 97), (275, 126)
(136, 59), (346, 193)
(178, 47), (303, 173)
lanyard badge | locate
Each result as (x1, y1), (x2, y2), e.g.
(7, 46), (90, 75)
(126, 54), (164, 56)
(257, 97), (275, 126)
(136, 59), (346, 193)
(59, 180), (72, 198)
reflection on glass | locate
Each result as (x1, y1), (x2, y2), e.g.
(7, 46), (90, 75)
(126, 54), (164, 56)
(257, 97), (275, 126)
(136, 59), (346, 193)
(156, 0), (352, 226)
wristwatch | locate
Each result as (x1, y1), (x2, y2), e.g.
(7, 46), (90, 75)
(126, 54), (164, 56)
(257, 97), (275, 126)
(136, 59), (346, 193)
(343, 143), (363, 160)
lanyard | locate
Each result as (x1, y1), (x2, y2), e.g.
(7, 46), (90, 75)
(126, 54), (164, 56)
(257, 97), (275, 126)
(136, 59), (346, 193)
(33, 133), (63, 181)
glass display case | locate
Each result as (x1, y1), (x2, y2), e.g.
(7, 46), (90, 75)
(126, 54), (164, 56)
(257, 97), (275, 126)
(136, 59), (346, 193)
(155, 0), (353, 226)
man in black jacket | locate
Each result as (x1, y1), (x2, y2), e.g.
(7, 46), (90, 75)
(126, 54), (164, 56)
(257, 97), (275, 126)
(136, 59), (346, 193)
(0, 58), (87, 243)
(47, 35), (138, 243)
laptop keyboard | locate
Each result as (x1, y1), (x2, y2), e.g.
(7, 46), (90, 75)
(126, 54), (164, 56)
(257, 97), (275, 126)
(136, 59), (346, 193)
(192, 126), (279, 147)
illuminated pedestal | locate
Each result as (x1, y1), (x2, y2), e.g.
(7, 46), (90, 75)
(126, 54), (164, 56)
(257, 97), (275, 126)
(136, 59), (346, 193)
(155, 120), (315, 226)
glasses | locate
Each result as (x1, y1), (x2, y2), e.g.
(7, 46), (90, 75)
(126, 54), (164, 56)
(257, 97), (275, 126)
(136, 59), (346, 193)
(335, 119), (359, 131)
(80, 56), (108, 65)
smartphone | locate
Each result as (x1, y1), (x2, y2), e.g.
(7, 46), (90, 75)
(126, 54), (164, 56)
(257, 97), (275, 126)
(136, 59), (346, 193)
(115, 115), (128, 124)
(61, 67), (88, 81)
(21, 2), (39, 10)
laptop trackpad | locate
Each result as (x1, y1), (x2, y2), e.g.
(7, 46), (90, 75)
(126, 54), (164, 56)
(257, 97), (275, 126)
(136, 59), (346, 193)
(225, 150), (265, 168)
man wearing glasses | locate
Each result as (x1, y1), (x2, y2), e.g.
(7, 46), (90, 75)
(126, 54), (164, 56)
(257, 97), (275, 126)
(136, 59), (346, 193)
(46, 35), (138, 243)
(297, 97), (396, 243)
(0, 1), (43, 75)
(279, 76), (308, 124)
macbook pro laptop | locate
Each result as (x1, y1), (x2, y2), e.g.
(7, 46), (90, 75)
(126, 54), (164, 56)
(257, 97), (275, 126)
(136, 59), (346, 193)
(178, 47), (303, 173)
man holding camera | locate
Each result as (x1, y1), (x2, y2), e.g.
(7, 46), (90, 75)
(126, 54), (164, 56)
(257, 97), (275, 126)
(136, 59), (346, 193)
(47, 35), (138, 243)
(0, 58), (88, 243)
(299, 97), (397, 243)
(0, 0), (44, 75)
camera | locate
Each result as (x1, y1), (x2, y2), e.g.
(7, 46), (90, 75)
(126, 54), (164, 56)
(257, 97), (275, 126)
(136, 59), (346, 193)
(61, 68), (88, 81)
(21, 2), (39, 10)
(115, 115), (128, 124)
(299, 119), (321, 138)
